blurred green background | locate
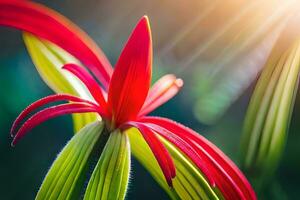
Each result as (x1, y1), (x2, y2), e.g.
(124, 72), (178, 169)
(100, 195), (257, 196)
(0, 0), (300, 199)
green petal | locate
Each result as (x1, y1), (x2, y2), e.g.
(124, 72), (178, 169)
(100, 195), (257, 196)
(84, 130), (130, 200)
(36, 121), (104, 200)
(23, 33), (97, 132)
(126, 128), (220, 200)
(240, 39), (300, 182)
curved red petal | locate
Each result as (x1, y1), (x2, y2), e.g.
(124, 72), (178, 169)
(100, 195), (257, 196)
(10, 94), (97, 136)
(12, 103), (99, 146)
(126, 121), (175, 186)
(0, 0), (112, 88)
(63, 63), (108, 116)
(139, 75), (183, 116)
(144, 123), (216, 186)
(140, 116), (257, 200)
(107, 16), (152, 126)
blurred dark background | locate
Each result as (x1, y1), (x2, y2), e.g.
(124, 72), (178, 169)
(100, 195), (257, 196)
(0, 0), (300, 199)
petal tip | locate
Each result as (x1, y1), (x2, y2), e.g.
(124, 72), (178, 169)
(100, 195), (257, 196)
(167, 179), (174, 188)
(175, 78), (184, 88)
(61, 63), (73, 70)
(136, 15), (151, 37)
(11, 140), (16, 147)
(10, 127), (15, 137)
(140, 15), (150, 25)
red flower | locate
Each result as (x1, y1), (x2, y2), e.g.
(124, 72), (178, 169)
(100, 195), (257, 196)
(1, 1), (256, 199)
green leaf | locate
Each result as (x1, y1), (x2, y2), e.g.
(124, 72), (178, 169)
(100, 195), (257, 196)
(240, 38), (300, 182)
(23, 32), (97, 132)
(84, 129), (130, 200)
(126, 128), (220, 200)
(36, 121), (104, 200)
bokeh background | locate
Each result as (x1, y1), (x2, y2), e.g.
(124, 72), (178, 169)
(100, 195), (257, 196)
(0, 0), (300, 199)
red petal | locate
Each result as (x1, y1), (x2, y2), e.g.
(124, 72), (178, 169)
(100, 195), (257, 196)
(12, 103), (99, 146)
(144, 123), (216, 186)
(140, 117), (257, 200)
(139, 75), (183, 116)
(10, 94), (97, 136)
(107, 16), (152, 126)
(0, 0), (112, 88)
(125, 121), (175, 186)
(63, 63), (108, 116)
